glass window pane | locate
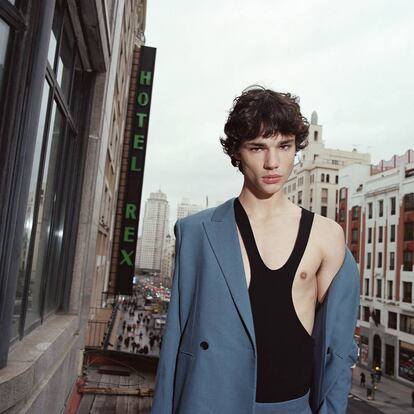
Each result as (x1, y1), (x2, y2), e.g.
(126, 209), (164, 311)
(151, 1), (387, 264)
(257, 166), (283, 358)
(47, 6), (61, 69)
(11, 80), (51, 339)
(0, 18), (11, 102)
(56, 13), (75, 102)
(30, 102), (65, 320)
(45, 127), (76, 312)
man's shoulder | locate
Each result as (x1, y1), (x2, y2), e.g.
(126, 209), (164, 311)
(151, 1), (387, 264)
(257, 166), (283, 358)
(312, 213), (345, 253)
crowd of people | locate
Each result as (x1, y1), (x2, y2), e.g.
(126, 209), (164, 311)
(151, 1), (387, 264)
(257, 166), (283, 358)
(115, 296), (164, 356)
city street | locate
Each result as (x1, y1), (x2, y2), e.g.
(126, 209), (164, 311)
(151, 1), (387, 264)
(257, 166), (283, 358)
(114, 296), (162, 357)
(348, 394), (384, 413)
(349, 365), (414, 413)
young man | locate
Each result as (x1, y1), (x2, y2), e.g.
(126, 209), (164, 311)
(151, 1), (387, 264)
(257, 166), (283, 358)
(151, 86), (360, 414)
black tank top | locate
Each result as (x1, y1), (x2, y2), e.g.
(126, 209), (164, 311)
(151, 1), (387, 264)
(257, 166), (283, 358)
(234, 197), (315, 403)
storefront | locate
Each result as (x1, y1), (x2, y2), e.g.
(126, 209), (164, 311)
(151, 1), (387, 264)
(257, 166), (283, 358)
(399, 341), (414, 383)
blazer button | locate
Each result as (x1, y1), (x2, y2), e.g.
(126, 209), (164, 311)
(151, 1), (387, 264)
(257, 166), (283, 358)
(200, 341), (209, 350)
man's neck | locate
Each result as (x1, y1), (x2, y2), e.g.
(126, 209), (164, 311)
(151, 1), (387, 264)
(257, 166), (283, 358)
(237, 186), (295, 221)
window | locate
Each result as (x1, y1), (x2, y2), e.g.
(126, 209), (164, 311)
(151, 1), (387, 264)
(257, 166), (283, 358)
(321, 173), (325, 182)
(321, 206), (327, 217)
(310, 174), (314, 184)
(378, 252), (382, 268)
(326, 174), (330, 183)
(365, 278), (370, 295)
(404, 222), (414, 241)
(404, 193), (414, 211)
(363, 306), (370, 322)
(374, 309), (381, 325)
(368, 227), (372, 243)
(352, 206), (358, 220)
(400, 314), (414, 334)
(368, 202), (373, 219)
(339, 208), (345, 222)
(379, 226), (383, 243)
(298, 177), (304, 187)
(388, 312), (397, 329)
(335, 175), (338, 184)
(403, 282), (412, 303)
(391, 197), (396, 215)
(9, 4), (90, 341)
(379, 200), (384, 217)
(321, 188), (328, 204)
(404, 250), (413, 271)
(340, 188), (346, 200)
(310, 188), (313, 203)
(0, 17), (11, 103)
(376, 279), (382, 298)
(390, 224), (396, 242)
(298, 190), (302, 204)
(390, 252), (395, 270)
(367, 252), (371, 269)
(351, 228), (358, 243)
(388, 280), (393, 300)
(292, 182), (296, 191)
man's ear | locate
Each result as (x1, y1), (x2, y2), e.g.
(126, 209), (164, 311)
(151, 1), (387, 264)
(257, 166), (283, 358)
(233, 151), (240, 161)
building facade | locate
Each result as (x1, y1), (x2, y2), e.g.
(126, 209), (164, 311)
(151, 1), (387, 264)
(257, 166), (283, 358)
(137, 190), (170, 272)
(0, 1), (147, 412)
(285, 112), (371, 219)
(340, 150), (414, 384)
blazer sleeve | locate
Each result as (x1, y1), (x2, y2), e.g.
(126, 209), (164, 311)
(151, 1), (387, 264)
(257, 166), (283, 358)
(151, 219), (182, 414)
(318, 250), (360, 414)
(320, 340), (359, 414)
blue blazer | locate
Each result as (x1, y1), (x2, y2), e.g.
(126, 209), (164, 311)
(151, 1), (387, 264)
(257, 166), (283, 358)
(151, 198), (360, 414)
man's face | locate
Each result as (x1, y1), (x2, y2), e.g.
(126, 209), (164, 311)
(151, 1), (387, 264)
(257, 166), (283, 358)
(234, 133), (296, 197)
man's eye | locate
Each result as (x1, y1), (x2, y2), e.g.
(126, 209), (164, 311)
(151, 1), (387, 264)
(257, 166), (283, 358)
(281, 144), (292, 150)
(250, 147), (262, 152)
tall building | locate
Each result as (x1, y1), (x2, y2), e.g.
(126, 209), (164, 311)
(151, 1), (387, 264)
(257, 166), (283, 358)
(0, 1), (148, 412)
(161, 233), (175, 287)
(285, 112), (371, 219)
(177, 197), (203, 220)
(339, 149), (414, 384)
(89, 2), (146, 311)
(137, 190), (170, 271)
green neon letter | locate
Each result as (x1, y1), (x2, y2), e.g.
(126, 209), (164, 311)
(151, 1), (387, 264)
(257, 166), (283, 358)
(125, 203), (137, 219)
(137, 92), (149, 106)
(123, 226), (135, 242)
(133, 134), (144, 150)
(120, 249), (133, 266)
(136, 112), (147, 128)
(140, 71), (152, 85)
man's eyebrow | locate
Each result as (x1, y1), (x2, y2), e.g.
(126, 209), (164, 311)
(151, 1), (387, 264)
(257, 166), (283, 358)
(279, 137), (295, 144)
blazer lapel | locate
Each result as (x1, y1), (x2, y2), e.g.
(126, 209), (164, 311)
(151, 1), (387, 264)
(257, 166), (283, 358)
(202, 197), (257, 355)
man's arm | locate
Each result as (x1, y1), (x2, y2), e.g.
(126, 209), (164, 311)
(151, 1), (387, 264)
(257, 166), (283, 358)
(151, 219), (183, 414)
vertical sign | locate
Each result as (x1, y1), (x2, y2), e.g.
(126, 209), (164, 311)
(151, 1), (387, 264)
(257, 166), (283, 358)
(116, 46), (156, 295)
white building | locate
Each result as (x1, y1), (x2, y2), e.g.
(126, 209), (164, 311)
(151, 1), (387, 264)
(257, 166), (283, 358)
(177, 197), (203, 220)
(285, 111), (371, 219)
(137, 190), (170, 271)
(339, 149), (414, 384)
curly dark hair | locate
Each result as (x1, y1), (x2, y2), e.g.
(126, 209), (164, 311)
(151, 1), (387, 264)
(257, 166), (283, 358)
(220, 85), (310, 173)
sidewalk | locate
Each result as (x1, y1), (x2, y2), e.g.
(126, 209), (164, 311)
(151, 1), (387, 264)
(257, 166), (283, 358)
(351, 365), (414, 413)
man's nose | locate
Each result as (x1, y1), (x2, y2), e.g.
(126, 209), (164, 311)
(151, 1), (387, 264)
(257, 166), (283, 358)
(264, 149), (280, 169)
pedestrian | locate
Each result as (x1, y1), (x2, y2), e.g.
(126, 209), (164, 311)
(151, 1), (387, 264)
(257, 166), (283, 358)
(151, 86), (360, 414)
(360, 372), (365, 387)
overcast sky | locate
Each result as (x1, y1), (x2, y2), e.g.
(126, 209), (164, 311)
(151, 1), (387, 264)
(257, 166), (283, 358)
(139, 0), (414, 233)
